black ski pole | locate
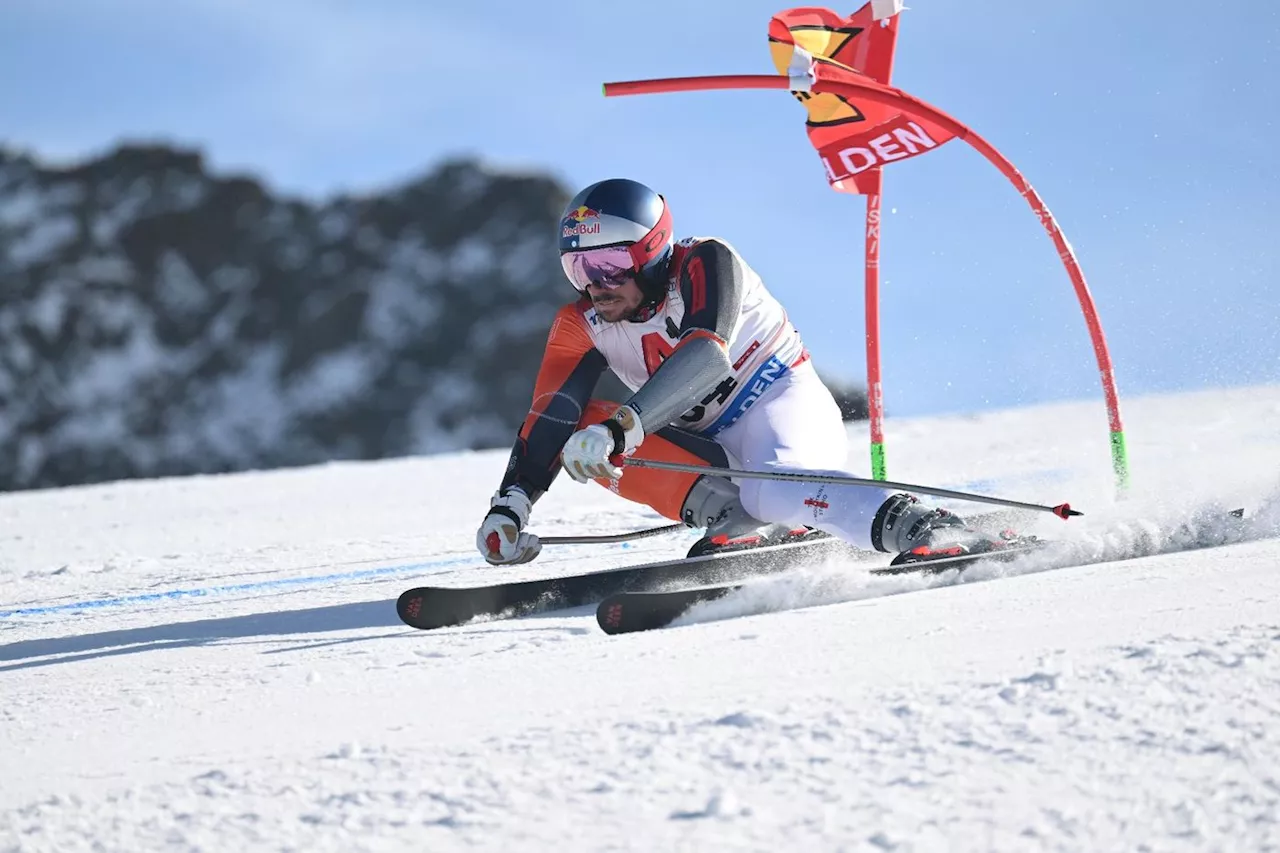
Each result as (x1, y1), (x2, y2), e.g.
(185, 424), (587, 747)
(540, 523), (687, 545)
(622, 458), (1082, 520)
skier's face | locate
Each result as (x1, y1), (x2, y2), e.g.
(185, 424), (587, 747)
(585, 276), (644, 323)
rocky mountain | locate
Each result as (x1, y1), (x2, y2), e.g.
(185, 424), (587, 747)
(0, 144), (584, 492)
(0, 143), (866, 493)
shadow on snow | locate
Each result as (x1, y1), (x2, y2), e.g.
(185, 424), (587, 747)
(0, 599), (402, 670)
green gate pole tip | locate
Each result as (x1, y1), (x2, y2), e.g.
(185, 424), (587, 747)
(870, 442), (887, 482)
(1110, 430), (1130, 494)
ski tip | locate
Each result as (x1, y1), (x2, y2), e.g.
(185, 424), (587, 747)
(1052, 503), (1082, 519)
(396, 588), (427, 627)
(596, 596), (625, 634)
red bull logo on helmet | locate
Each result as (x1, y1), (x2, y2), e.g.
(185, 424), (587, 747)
(562, 205), (601, 237)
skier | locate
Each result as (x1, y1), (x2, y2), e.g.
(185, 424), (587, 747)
(476, 177), (1012, 566)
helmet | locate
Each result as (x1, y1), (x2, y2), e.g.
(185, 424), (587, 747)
(558, 178), (675, 309)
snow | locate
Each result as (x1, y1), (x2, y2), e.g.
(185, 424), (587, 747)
(155, 250), (211, 318)
(26, 286), (68, 341)
(0, 185), (41, 229)
(59, 323), (166, 413)
(290, 348), (378, 414)
(187, 344), (290, 458)
(89, 190), (149, 246)
(73, 255), (134, 285)
(363, 262), (443, 347)
(2, 383), (1280, 851)
(8, 215), (79, 267)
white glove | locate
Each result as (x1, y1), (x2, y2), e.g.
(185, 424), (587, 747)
(561, 425), (623, 483)
(561, 405), (644, 483)
(476, 487), (542, 565)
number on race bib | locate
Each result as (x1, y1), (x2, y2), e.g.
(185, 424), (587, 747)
(641, 333), (675, 376)
(680, 377), (739, 423)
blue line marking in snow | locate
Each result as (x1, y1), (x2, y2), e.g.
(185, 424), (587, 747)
(0, 555), (479, 619)
(0, 536), (673, 620)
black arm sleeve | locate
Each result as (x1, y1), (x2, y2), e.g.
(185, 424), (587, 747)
(676, 238), (745, 342)
(500, 347), (607, 502)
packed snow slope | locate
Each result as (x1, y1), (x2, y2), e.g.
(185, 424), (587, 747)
(2, 383), (1280, 852)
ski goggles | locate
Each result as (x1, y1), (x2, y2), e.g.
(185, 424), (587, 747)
(560, 245), (639, 293)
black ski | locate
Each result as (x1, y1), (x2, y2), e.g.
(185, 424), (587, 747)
(595, 539), (1050, 635)
(597, 584), (738, 635)
(396, 535), (867, 631)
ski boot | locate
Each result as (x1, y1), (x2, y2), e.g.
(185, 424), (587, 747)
(871, 493), (1035, 568)
(680, 474), (826, 559)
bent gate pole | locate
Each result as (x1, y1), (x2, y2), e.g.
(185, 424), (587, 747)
(603, 73), (1130, 496)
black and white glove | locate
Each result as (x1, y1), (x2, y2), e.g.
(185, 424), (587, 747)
(561, 405), (644, 483)
(475, 486), (542, 565)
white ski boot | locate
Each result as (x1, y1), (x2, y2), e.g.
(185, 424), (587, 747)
(871, 492), (1032, 567)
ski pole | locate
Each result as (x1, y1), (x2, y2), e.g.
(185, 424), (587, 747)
(540, 523), (687, 545)
(622, 458), (1082, 519)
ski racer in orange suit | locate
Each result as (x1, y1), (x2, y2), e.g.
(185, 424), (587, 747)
(476, 178), (1005, 566)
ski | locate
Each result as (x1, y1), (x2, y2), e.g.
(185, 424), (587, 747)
(597, 584), (738, 635)
(595, 539), (1051, 635)
(396, 534), (868, 631)
(868, 537), (1047, 575)
(401, 507), (1250, 633)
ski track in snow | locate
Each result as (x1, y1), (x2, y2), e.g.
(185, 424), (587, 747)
(2, 384), (1280, 852)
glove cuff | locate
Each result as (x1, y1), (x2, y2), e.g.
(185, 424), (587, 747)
(604, 405), (644, 455)
(488, 505), (524, 529)
(491, 485), (533, 526)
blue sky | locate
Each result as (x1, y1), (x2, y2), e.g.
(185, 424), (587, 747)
(3, 0), (1277, 425)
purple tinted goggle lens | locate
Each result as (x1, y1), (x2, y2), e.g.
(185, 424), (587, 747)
(560, 245), (637, 293)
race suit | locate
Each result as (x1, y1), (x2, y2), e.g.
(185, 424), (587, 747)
(499, 236), (895, 549)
